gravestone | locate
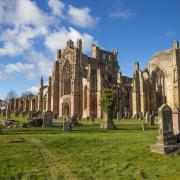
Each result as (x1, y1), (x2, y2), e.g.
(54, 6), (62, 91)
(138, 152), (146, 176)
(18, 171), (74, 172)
(127, 112), (132, 119)
(53, 113), (58, 119)
(77, 115), (82, 121)
(42, 111), (53, 127)
(69, 116), (79, 126)
(145, 112), (150, 122)
(23, 117), (43, 127)
(27, 111), (37, 121)
(2, 109), (6, 117)
(149, 113), (155, 126)
(150, 104), (180, 154)
(6, 106), (10, 119)
(63, 120), (72, 131)
(15, 110), (19, 117)
(123, 107), (128, 119)
(142, 123), (149, 131)
(90, 114), (95, 122)
(117, 112), (122, 120)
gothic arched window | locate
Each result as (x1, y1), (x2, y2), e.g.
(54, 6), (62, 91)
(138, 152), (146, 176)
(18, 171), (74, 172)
(62, 61), (72, 96)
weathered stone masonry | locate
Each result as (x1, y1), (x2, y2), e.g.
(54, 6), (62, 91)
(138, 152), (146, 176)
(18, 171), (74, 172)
(9, 40), (180, 133)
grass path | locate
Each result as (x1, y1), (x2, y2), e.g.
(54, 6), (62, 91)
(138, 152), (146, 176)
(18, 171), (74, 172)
(1, 119), (180, 179)
(27, 137), (77, 180)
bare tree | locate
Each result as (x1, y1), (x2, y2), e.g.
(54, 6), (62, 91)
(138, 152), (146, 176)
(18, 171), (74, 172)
(21, 91), (34, 98)
(6, 90), (18, 100)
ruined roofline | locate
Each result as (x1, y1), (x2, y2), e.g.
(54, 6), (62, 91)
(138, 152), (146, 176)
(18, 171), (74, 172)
(151, 48), (173, 59)
(92, 43), (118, 56)
(56, 39), (119, 62)
(150, 40), (179, 61)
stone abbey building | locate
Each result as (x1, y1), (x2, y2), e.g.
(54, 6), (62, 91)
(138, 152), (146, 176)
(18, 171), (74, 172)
(9, 39), (132, 119)
(8, 40), (180, 123)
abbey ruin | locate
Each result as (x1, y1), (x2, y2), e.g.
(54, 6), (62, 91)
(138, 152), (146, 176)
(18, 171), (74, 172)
(7, 40), (180, 124)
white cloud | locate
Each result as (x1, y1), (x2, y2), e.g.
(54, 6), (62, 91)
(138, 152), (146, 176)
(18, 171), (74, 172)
(110, 0), (134, 20)
(0, 42), (24, 57)
(68, 5), (98, 28)
(0, 62), (35, 80)
(26, 86), (39, 95)
(48, 0), (65, 17)
(0, 0), (53, 28)
(110, 9), (133, 19)
(26, 51), (53, 78)
(0, 0), (98, 81)
(165, 31), (176, 37)
(0, 0), (51, 57)
(45, 27), (98, 52)
(0, 25), (48, 56)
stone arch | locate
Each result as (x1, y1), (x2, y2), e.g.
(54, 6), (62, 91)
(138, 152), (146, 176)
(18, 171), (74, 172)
(151, 66), (166, 112)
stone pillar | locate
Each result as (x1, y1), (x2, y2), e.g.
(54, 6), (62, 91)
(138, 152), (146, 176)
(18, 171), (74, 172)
(87, 65), (92, 118)
(38, 77), (44, 112)
(172, 108), (180, 134)
(140, 72), (146, 116)
(97, 69), (102, 119)
(132, 62), (141, 118)
(172, 41), (180, 108)
(52, 61), (59, 115)
(172, 41), (180, 135)
(48, 76), (52, 111)
(29, 98), (33, 111)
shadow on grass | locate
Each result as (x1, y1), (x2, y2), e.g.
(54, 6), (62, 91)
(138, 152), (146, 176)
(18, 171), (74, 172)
(1, 123), (157, 135)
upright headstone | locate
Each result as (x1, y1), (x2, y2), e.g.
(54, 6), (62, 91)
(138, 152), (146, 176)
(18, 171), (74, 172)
(127, 112), (132, 119)
(15, 110), (19, 117)
(124, 107), (128, 119)
(63, 120), (72, 131)
(142, 123), (149, 131)
(150, 104), (180, 154)
(149, 113), (155, 126)
(42, 111), (53, 127)
(145, 112), (150, 122)
(117, 112), (122, 120)
(53, 113), (58, 119)
(2, 109), (6, 117)
(90, 114), (95, 122)
(69, 116), (79, 126)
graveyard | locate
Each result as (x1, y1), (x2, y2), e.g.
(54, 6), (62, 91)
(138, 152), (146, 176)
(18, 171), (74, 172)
(0, 115), (180, 179)
(0, 0), (180, 179)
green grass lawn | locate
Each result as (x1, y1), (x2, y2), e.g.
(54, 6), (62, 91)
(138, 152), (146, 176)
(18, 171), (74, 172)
(0, 119), (180, 179)
(0, 114), (27, 124)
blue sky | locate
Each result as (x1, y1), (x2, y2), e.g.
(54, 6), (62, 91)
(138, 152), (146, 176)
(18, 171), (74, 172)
(0, 0), (180, 99)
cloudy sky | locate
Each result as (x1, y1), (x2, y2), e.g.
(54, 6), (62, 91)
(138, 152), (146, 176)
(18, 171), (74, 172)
(0, 0), (180, 99)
